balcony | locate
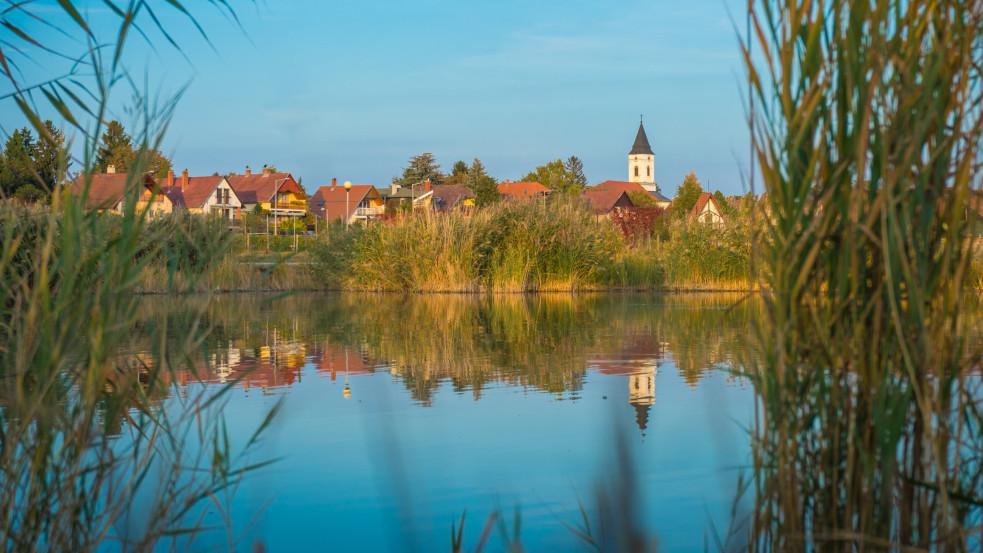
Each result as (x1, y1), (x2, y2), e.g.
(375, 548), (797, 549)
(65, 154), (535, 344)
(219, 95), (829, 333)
(354, 206), (385, 218)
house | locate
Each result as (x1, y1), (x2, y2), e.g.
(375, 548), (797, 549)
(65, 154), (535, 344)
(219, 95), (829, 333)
(161, 169), (243, 221)
(582, 189), (635, 220)
(690, 192), (726, 225)
(594, 180), (671, 209)
(226, 166), (307, 218)
(310, 180), (385, 225)
(498, 180), (550, 200)
(69, 165), (173, 217)
(378, 180), (434, 212)
(431, 185), (475, 212)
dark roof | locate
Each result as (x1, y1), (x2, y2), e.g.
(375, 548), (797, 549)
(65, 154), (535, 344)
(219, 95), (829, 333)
(582, 189), (634, 214)
(431, 185), (474, 211)
(629, 121), (654, 155)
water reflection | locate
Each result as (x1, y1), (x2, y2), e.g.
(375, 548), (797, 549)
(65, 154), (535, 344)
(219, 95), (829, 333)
(130, 292), (755, 409)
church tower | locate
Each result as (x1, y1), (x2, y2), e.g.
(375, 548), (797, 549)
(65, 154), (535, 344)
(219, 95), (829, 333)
(628, 119), (656, 192)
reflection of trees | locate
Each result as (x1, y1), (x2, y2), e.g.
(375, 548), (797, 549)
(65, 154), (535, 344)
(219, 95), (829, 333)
(130, 292), (760, 404)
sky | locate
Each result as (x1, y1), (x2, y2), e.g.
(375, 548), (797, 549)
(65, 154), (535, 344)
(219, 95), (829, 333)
(2, 0), (757, 196)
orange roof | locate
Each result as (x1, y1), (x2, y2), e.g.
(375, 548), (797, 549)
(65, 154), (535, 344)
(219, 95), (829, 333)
(593, 180), (650, 195)
(70, 172), (158, 210)
(227, 172), (304, 204)
(582, 189), (634, 214)
(162, 176), (226, 209)
(689, 192), (724, 220)
(498, 181), (550, 198)
(310, 184), (377, 221)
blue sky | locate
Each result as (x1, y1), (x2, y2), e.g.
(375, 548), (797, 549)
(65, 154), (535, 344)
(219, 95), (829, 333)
(3, 0), (755, 196)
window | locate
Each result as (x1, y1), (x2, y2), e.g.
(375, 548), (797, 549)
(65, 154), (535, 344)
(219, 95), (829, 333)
(647, 166), (650, 177)
(634, 166), (639, 177)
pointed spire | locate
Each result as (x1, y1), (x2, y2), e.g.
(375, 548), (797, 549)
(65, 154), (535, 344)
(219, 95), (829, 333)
(629, 119), (654, 155)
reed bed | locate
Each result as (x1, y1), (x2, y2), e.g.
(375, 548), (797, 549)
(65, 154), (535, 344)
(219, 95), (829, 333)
(311, 200), (626, 292)
(744, 0), (983, 550)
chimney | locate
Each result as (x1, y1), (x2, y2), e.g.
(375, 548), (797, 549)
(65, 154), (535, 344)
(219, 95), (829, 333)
(166, 169), (174, 189)
(331, 177), (337, 189)
(263, 164), (271, 176)
(424, 179), (431, 192)
(245, 165), (251, 176)
(107, 164), (116, 174)
(392, 183), (399, 195)
(505, 179), (510, 184)
(181, 169), (188, 191)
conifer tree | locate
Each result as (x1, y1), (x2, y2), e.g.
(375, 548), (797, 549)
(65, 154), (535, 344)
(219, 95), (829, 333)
(95, 120), (136, 173)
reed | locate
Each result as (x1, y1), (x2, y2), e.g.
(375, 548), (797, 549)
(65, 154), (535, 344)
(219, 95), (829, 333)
(743, 0), (983, 550)
(311, 200), (626, 292)
(0, 2), (276, 551)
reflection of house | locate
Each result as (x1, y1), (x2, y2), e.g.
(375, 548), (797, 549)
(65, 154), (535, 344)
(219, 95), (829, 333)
(498, 180), (550, 200)
(431, 185), (475, 212)
(161, 170), (243, 221)
(70, 165), (173, 217)
(227, 167), (307, 218)
(379, 181), (434, 211)
(310, 181), (385, 224)
(689, 192), (726, 225)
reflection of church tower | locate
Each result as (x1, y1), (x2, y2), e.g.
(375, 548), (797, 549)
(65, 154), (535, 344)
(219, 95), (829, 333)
(628, 118), (656, 193)
(629, 366), (657, 433)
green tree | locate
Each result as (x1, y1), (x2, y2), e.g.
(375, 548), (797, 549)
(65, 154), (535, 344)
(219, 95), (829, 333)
(143, 148), (172, 183)
(32, 121), (69, 191)
(95, 120), (136, 173)
(443, 160), (469, 187)
(0, 128), (36, 197)
(465, 157), (499, 207)
(393, 152), (444, 187)
(564, 156), (588, 189)
(713, 190), (736, 218)
(520, 157), (584, 197)
(668, 171), (704, 220)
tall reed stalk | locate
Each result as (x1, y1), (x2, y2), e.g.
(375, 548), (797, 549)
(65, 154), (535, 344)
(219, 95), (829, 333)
(1, 2), (276, 551)
(744, 0), (983, 550)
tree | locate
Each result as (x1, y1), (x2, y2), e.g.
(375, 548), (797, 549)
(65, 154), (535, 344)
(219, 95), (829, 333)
(564, 156), (588, 189)
(32, 121), (69, 190)
(95, 120), (136, 173)
(713, 190), (736, 218)
(465, 157), (499, 207)
(393, 152), (444, 187)
(143, 149), (172, 183)
(668, 171), (704, 220)
(0, 128), (36, 197)
(520, 157), (585, 198)
(443, 160), (469, 187)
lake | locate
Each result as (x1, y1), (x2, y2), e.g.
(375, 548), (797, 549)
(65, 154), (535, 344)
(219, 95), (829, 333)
(128, 292), (759, 551)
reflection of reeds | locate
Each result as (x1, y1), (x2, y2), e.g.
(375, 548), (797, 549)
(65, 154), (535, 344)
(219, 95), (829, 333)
(744, 1), (983, 549)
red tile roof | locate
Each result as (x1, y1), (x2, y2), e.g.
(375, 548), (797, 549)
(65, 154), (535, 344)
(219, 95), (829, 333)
(582, 189), (634, 214)
(689, 192), (725, 221)
(69, 172), (158, 210)
(310, 184), (377, 221)
(593, 180), (650, 195)
(226, 172), (304, 204)
(498, 181), (550, 198)
(161, 176), (225, 209)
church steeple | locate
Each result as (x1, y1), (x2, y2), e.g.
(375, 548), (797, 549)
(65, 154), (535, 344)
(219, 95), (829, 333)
(629, 119), (654, 155)
(628, 117), (656, 187)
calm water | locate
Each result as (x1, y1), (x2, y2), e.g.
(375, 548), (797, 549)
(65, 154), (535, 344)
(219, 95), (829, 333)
(128, 293), (758, 551)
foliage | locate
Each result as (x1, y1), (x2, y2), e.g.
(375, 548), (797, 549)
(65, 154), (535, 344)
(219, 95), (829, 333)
(520, 157), (586, 198)
(744, 0), (983, 550)
(95, 120), (172, 181)
(667, 171), (703, 220)
(11, 184), (48, 204)
(627, 191), (660, 208)
(609, 207), (665, 243)
(278, 217), (307, 234)
(393, 152), (445, 187)
(465, 157), (500, 207)
(712, 190), (735, 218)
(0, 122), (69, 198)
(141, 210), (234, 275)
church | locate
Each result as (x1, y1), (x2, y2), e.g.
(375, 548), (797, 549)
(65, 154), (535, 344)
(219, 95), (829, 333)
(628, 119), (660, 195)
